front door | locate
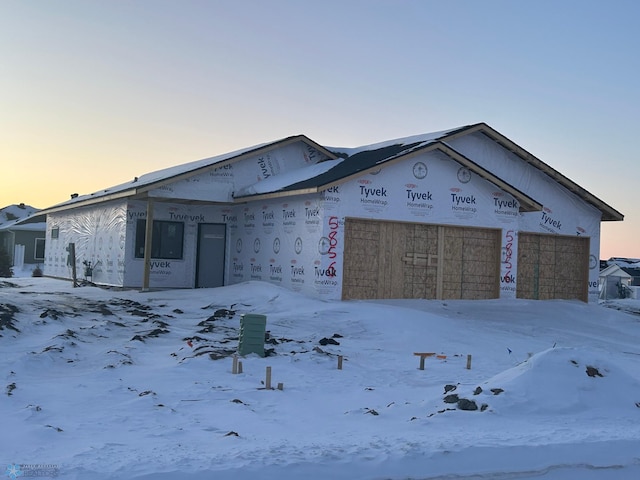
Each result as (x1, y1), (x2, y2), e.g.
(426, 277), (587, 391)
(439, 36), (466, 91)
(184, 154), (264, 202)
(196, 223), (226, 288)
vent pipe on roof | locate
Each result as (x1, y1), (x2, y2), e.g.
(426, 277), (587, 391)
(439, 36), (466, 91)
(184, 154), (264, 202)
(71, 193), (79, 199)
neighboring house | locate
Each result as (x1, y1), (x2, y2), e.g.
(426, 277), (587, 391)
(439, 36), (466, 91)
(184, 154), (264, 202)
(602, 257), (640, 287)
(38, 123), (623, 302)
(0, 204), (47, 270)
(598, 263), (633, 300)
(624, 268), (640, 286)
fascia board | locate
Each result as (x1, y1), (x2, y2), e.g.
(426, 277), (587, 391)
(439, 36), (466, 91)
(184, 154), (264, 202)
(38, 190), (138, 215)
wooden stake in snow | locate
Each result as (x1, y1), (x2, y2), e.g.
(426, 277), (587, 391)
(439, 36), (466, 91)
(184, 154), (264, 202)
(414, 352), (435, 370)
(232, 355), (238, 374)
(265, 366), (272, 390)
(277, 382), (284, 391)
(238, 361), (243, 374)
(466, 354), (472, 370)
(338, 355), (343, 370)
(67, 243), (77, 287)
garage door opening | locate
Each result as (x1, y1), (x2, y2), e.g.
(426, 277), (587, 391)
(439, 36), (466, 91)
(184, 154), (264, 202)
(342, 218), (501, 300)
(516, 232), (589, 302)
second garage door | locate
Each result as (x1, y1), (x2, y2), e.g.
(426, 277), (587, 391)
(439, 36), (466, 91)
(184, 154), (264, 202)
(516, 232), (589, 302)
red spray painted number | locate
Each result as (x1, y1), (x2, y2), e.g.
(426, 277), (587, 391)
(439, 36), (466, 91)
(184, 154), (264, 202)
(327, 216), (339, 276)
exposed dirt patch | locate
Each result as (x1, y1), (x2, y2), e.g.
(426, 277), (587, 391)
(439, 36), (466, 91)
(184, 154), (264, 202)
(0, 303), (20, 334)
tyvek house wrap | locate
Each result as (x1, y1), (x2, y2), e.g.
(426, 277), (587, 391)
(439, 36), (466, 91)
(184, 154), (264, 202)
(45, 202), (128, 286)
(122, 200), (226, 288)
(226, 146), (523, 300)
(119, 140), (334, 289)
(446, 133), (602, 300)
(146, 141), (326, 203)
(313, 148), (521, 300)
(229, 131), (602, 301)
(224, 194), (323, 293)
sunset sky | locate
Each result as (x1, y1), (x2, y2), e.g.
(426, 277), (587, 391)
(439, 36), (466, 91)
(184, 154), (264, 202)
(2, 0), (638, 259)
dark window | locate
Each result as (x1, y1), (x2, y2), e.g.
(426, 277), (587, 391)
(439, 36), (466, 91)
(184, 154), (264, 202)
(34, 238), (45, 260)
(51, 227), (59, 239)
(135, 220), (184, 259)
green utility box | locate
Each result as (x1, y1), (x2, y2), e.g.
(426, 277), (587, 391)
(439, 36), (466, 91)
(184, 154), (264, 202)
(238, 313), (267, 357)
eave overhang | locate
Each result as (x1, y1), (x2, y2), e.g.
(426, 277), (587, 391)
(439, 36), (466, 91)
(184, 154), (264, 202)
(38, 135), (336, 215)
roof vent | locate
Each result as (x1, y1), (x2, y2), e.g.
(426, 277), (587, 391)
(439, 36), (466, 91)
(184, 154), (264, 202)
(71, 193), (79, 199)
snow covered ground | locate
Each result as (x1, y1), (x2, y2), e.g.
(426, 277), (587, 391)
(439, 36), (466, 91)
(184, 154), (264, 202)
(1, 276), (640, 479)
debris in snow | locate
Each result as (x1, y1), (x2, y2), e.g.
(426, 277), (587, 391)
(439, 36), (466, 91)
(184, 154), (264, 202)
(105, 350), (133, 368)
(265, 331), (279, 345)
(55, 329), (79, 340)
(443, 394), (459, 404)
(207, 350), (236, 360)
(0, 303), (20, 334)
(213, 308), (235, 319)
(40, 308), (65, 320)
(457, 399), (478, 411)
(6, 382), (16, 396)
(444, 384), (457, 394)
(433, 408), (456, 415)
(41, 345), (64, 353)
(130, 328), (169, 342)
(90, 302), (114, 316)
(319, 337), (340, 346)
(197, 317), (216, 333)
(586, 366), (604, 378)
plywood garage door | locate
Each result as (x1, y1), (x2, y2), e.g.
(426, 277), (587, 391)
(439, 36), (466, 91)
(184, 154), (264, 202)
(441, 225), (501, 300)
(342, 218), (501, 300)
(516, 233), (589, 302)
